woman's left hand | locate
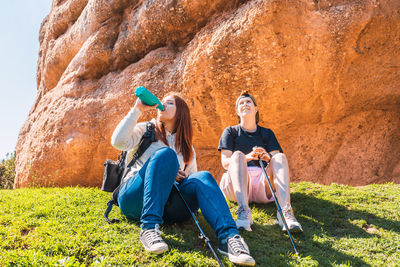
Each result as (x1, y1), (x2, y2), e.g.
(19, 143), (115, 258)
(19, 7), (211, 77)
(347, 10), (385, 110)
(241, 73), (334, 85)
(252, 146), (271, 162)
(134, 98), (157, 113)
(175, 169), (187, 182)
(259, 151), (271, 162)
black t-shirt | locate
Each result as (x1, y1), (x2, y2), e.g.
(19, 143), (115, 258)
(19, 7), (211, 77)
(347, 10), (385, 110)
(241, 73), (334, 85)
(218, 124), (283, 167)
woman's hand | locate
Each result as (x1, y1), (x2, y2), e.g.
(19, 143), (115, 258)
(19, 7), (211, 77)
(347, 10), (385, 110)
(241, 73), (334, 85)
(134, 98), (158, 113)
(245, 150), (259, 161)
(251, 146), (271, 162)
(175, 169), (187, 183)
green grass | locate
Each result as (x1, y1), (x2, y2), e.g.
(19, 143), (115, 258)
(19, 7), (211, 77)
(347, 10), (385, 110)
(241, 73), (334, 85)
(0, 182), (399, 266)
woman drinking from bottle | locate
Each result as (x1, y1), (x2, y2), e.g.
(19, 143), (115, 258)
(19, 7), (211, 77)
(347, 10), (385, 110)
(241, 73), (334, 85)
(111, 91), (255, 266)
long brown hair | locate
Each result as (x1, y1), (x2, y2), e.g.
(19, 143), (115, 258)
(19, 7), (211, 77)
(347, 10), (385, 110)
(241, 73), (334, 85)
(155, 93), (193, 164)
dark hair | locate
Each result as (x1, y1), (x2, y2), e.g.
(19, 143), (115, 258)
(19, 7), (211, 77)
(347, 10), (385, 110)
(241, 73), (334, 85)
(235, 90), (259, 123)
(155, 93), (193, 164)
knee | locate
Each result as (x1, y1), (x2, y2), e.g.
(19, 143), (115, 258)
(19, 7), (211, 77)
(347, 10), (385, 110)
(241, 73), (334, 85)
(191, 171), (217, 186)
(154, 147), (176, 157)
(231, 151), (245, 162)
(270, 153), (290, 178)
(153, 147), (178, 164)
(198, 171), (214, 181)
(271, 152), (287, 163)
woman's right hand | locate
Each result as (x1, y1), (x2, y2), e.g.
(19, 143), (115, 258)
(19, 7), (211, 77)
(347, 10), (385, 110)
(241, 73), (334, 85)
(245, 146), (269, 162)
(175, 169), (187, 183)
(245, 150), (259, 161)
(134, 98), (158, 113)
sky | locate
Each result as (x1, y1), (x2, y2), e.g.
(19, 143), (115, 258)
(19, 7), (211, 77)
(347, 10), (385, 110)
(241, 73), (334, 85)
(0, 1), (52, 160)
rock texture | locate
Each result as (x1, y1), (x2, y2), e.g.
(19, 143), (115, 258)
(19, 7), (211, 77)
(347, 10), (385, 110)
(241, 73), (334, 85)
(15, 0), (400, 187)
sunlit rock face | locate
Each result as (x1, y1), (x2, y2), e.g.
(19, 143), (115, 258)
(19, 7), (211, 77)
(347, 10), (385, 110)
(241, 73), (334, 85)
(15, 0), (400, 187)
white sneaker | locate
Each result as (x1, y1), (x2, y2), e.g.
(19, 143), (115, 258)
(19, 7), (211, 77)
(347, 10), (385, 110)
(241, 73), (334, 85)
(276, 208), (303, 232)
(140, 224), (169, 254)
(218, 235), (256, 266)
(236, 206), (253, 231)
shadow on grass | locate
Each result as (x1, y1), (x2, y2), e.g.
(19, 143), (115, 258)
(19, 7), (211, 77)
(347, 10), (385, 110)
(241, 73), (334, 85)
(293, 192), (400, 237)
(122, 192), (399, 266)
(244, 192), (400, 266)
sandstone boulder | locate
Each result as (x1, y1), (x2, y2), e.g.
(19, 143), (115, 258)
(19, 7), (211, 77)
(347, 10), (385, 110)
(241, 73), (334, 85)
(15, 0), (400, 187)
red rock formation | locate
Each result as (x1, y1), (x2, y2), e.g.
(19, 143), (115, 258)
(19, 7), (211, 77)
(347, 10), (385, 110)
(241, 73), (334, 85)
(15, 0), (400, 187)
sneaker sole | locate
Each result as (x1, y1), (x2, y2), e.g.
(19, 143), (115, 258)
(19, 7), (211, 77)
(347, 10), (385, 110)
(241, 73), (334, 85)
(286, 226), (303, 233)
(277, 223), (303, 233)
(218, 249), (255, 266)
(276, 220), (303, 233)
(143, 244), (169, 255)
(237, 226), (252, 231)
(236, 220), (253, 232)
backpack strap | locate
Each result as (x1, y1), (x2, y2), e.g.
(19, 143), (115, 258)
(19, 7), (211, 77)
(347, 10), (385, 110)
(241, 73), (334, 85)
(126, 121), (156, 169)
(105, 121), (156, 224)
(104, 199), (119, 224)
(118, 151), (127, 165)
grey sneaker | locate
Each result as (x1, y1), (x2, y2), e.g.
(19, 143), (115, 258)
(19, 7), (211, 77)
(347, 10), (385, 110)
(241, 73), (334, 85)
(236, 206), (253, 231)
(276, 208), (303, 232)
(218, 235), (255, 266)
(140, 224), (168, 254)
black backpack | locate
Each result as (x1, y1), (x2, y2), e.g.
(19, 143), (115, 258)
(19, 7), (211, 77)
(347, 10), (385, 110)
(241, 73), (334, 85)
(103, 121), (156, 224)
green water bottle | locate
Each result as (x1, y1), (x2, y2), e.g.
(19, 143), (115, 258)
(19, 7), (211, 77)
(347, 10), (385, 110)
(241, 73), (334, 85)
(134, 86), (164, 111)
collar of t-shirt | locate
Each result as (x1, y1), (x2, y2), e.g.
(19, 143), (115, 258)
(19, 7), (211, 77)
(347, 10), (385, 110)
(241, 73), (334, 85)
(240, 125), (260, 136)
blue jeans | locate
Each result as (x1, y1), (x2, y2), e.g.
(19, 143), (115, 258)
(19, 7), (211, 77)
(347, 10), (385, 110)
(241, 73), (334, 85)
(118, 147), (238, 244)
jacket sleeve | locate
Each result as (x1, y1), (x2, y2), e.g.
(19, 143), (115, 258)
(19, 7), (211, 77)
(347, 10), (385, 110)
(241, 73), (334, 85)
(111, 106), (147, 151)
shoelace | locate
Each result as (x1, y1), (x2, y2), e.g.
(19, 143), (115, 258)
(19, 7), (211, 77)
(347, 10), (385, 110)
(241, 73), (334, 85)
(280, 205), (295, 219)
(284, 211), (296, 220)
(143, 226), (163, 245)
(282, 211), (300, 229)
(229, 236), (249, 254)
(236, 206), (250, 220)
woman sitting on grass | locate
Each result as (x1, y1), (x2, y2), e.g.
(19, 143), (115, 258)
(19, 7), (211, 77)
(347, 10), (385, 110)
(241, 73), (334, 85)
(218, 91), (303, 233)
(111, 92), (255, 266)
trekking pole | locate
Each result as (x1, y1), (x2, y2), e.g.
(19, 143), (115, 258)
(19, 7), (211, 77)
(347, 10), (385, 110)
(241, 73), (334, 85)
(258, 158), (299, 256)
(173, 183), (224, 267)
